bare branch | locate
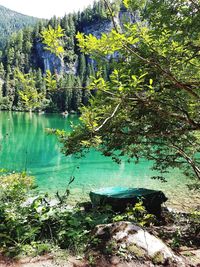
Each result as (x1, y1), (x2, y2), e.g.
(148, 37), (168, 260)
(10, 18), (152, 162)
(103, 0), (119, 32)
(95, 102), (121, 132)
(171, 144), (200, 180)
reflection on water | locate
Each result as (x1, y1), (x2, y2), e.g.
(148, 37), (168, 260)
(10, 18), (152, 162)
(0, 111), (199, 211)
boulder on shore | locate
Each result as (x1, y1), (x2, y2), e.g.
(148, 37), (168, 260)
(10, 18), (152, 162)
(86, 221), (193, 267)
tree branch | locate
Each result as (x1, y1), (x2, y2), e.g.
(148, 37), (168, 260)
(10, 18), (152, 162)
(188, 0), (200, 11)
(171, 144), (200, 180)
(95, 102), (121, 132)
(103, 0), (200, 99)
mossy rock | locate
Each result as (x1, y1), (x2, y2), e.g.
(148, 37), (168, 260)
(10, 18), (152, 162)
(152, 251), (165, 265)
(127, 244), (146, 259)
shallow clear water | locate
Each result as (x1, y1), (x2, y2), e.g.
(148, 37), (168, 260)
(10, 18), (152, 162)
(0, 111), (199, 210)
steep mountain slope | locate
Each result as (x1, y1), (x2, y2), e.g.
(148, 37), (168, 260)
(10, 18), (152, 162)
(0, 1), (129, 113)
(0, 5), (41, 48)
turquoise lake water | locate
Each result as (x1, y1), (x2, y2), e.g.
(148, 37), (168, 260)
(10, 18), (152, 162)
(0, 111), (199, 210)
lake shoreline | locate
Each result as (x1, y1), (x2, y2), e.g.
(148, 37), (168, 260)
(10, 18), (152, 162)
(0, 111), (199, 213)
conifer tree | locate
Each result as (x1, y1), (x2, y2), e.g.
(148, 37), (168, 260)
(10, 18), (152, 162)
(0, 63), (5, 79)
(64, 75), (73, 111)
(72, 76), (82, 111)
(78, 53), (87, 84)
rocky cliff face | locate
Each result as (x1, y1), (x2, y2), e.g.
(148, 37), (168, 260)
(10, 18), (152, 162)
(83, 11), (135, 37)
(34, 43), (61, 73)
(36, 11), (135, 75)
(35, 43), (78, 75)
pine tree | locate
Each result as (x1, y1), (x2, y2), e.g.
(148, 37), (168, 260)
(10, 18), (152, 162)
(71, 76), (82, 111)
(6, 47), (15, 66)
(78, 54), (87, 84)
(0, 63), (5, 79)
(35, 69), (45, 93)
(15, 30), (23, 52)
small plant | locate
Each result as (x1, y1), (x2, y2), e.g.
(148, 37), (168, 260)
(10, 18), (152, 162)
(170, 229), (182, 250)
(20, 242), (52, 257)
(113, 201), (156, 226)
(104, 240), (117, 255)
(88, 254), (96, 266)
(0, 172), (35, 202)
(152, 252), (164, 265)
(188, 211), (200, 237)
(55, 176), (75, 204)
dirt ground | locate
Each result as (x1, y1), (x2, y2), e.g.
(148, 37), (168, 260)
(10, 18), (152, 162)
(180, 249), (200, 266)
(0, 250), (200, 267)
(0, 255), (83, 267)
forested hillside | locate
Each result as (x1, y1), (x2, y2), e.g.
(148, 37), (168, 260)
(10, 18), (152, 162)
(0, 1), (118, 113)
(0, 5), (40, 49)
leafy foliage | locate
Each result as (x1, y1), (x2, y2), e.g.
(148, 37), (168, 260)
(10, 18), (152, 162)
(0, 172), (34, 202)
(41, 25), (65, 59)
(0, 1), (111, 112)
(0, 172), (157, 257)
(113, 201), (155, 226)
(15, 69), (46, 111)
(59, 0), (200, 184)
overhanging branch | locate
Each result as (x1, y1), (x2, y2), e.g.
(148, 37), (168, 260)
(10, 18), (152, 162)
(95, 102), (121, 132)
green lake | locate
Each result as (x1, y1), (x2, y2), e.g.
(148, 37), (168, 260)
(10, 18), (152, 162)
(0, 111), (199, 210)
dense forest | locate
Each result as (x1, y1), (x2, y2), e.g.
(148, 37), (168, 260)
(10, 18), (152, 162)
(0, 0), (200, 265)
(0, 0), (115, 113)
(0, 5), (40, 49)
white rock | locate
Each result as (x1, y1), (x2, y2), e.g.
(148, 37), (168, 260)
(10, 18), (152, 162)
(95, 222), (186, 266)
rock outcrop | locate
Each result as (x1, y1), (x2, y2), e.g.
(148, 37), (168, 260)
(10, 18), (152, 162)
(86, 221), (193, 267)
(35, 11), (135, 76)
